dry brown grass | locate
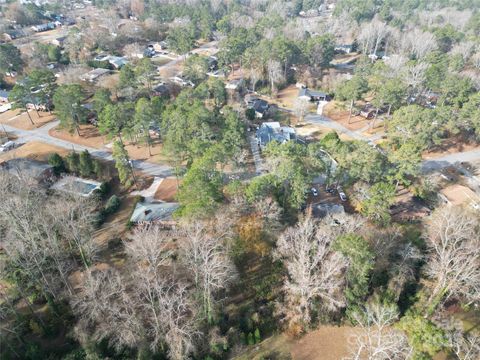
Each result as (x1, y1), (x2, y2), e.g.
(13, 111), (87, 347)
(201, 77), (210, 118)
(0, 110), (56, 130)
(154, 177), (180, 202)
(0, 141), (69, 163)
(49, 124), (107, 149)
(291, 326), (357, 360)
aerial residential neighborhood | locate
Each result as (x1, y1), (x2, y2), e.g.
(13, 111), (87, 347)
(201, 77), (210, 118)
(0, 1), (479, 359)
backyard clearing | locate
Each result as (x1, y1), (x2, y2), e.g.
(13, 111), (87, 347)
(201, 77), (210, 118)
(0, 110), (56, 130)
(323, 101), (375, 132)
(291, 326), (357, 360)
(124, 141), (170, 163)
(0, 141), (69, 163)
(49, 124), (107, 149)
(295, 122), (354, 142)
(233, 325), (358, 360)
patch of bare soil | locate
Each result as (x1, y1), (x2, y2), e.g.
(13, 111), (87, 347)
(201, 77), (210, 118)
(423, 135), (480, 159)
(0, 110), (56, 130)
(0, 141), (69, 163)
(49, 124), (107, 149)
(124, 140), (170, 164)
(291, 326), (357, 360)
(323, 101), (377, 132)
(154, 177), (180, 202)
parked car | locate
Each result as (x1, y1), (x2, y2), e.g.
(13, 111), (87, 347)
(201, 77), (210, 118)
(311, 187), (318, 196)
(337, 186), (347, 201)
(0, 141), (16, 152)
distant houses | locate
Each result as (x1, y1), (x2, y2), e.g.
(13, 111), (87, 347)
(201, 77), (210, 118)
(2, 29), (27, 41)
(334, 44), (354, 54)
(31, 22), (56, 32)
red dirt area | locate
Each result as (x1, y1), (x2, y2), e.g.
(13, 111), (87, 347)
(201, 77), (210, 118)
(49, 124), (107, 149)
(0, 110), (56, 130)
(323, 101), (373, 132)
(154, 177), (180, 202)
(124, 141), (169, 164)
(423, 136), (480, 160)
(291, 325), (357, 360)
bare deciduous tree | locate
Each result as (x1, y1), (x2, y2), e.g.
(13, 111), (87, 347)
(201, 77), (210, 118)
(125, 225), (174, 271)
(273, 215), (348, 331)
(346, 301), (413, 360)
(133, 271), (199, 358)
(450, 332), (480, 360)
(424, 206), (480, 307)
(180, 222), (237, 322)
(293, 97), (310, 122)
(401, 29), (437, 59)
(267, 59), (284, 94)
(403, 62), (429, 97)
(358, 19), (389, 56)
(72, 268), (142, 351)
(0, 173), (98, 300)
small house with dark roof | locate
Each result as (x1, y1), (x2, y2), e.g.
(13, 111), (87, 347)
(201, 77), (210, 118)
(245, 96), (269, 118)
(298, 87), (328, 102)
(31, 22), (56, 32)
(153, 83), (169, 97)
(130, 202), (179, 226)
(1, 158), (55, 185)
(2, 29), (27, 41)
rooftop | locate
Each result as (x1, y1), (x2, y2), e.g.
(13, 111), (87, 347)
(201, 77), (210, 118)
(256, 121), (296, 147)
(51, 176), (101, 197)
(1, 158), (53, 181)
(298, 87), (327, 99)
(440, 184), (480, 208)
(130, 202), (179, 223)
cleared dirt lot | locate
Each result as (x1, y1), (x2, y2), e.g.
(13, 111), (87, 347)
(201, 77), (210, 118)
(49, 124), (106, 149)
(0, 141), (69, 163)
(323, 101), (383, 134)
(154, 177), (180, 202)
(0, 110), (56, 130)
(295, 122), (354, 142)
(291, 326), (357, 360)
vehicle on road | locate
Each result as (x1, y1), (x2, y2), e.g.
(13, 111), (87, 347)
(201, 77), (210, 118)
(0, 141), (16, 152)
(311, 187), (318, 196)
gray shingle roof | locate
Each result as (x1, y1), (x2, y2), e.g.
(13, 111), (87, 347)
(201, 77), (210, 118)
(130, 202), (179, 223)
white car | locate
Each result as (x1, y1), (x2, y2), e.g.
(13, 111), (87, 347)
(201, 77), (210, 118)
(0, 141), (16, 152)
(339, 192), (347, 201)
(311, 187), (318, 196)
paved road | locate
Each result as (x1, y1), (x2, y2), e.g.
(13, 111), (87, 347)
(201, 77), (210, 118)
(248, 134), (265, 175)
(2, 120), (172, 177)
(421, 149), (480, 172)
(156, 41), (219, 72)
